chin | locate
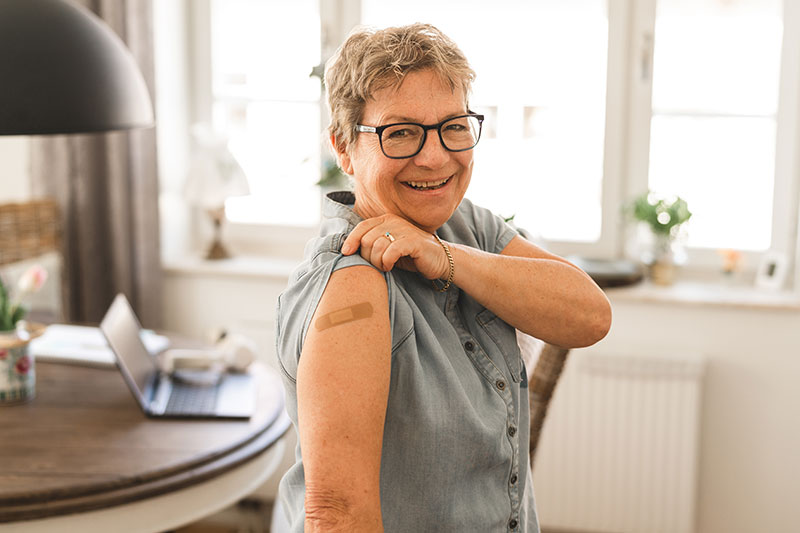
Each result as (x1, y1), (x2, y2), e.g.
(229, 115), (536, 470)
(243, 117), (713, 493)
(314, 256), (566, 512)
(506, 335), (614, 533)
(408, 210), (454, 232)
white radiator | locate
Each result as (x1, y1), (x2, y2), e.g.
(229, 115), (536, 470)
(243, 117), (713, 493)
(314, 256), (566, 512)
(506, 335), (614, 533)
(532, 349), (705, 533)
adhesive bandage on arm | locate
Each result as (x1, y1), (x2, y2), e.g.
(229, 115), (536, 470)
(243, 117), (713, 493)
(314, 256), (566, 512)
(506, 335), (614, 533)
(315, 302), (374, 331)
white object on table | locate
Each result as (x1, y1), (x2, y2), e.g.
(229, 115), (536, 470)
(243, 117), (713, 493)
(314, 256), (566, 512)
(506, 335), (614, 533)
(30, 324), (170, 368)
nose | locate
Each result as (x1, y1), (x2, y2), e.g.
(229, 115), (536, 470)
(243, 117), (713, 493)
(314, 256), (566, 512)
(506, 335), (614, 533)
(412, 130), (450, 168)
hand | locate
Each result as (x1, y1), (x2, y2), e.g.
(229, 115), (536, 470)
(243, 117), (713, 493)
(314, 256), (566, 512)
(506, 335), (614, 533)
(341, 214), (450, 281)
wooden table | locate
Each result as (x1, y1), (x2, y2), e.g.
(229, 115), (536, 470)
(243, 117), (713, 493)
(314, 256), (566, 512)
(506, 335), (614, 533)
(0, 360), (291, 532)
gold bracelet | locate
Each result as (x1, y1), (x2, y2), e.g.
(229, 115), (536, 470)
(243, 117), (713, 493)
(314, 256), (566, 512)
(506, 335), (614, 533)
(431, 233), (454, 292)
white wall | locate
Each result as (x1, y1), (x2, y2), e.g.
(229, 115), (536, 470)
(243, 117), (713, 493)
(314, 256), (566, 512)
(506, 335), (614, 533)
(0, 137), (31, 201)
(601, 296), (800, 533)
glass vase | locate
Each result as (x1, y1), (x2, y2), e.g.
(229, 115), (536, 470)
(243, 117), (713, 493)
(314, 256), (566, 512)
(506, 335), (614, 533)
(0, 323), (45, 405)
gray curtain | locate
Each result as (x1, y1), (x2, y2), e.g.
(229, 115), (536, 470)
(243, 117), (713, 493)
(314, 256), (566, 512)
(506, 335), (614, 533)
(29, 0), (162, 328)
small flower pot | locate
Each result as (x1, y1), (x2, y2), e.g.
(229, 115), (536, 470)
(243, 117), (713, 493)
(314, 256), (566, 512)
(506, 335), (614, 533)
(0, 323), (46, 405)
(650, 259), (677, 286)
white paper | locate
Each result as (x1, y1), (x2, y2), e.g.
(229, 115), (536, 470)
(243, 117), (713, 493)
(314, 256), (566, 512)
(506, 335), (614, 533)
(30, 324), (170, 368)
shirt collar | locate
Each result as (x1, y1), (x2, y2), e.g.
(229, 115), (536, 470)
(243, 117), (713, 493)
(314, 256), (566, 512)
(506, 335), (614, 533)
(321, 190), (362, 234)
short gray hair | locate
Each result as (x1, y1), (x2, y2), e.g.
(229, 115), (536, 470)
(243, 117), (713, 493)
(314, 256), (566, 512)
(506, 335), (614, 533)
(325, 23), (476, 151)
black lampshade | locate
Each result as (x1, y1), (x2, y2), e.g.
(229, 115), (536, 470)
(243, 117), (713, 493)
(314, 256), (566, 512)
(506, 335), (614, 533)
(0, 0), (154, 135)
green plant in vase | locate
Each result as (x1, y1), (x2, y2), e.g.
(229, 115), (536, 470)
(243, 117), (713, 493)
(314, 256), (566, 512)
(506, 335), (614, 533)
(316, 159), (352, 192)
(627, 191), (692, 285)
(0, 265), (48, 404)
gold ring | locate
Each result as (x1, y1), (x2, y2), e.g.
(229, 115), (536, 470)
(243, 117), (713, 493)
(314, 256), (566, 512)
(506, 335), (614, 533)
(384, 231), (396, 243)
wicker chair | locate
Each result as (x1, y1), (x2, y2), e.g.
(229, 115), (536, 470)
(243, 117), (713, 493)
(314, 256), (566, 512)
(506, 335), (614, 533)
(528, 342), (571, 466)
(0, 199), (64, 321)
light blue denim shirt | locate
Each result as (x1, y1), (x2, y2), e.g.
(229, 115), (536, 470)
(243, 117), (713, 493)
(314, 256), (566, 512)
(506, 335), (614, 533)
(276, 192), (539, 532)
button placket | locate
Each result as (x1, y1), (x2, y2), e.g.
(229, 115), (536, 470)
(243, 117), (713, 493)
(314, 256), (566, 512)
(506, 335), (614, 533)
(445, 290), (526, 527)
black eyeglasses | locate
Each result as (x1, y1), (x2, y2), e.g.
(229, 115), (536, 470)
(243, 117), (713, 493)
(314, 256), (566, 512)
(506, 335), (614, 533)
(355, 113), (484, 159)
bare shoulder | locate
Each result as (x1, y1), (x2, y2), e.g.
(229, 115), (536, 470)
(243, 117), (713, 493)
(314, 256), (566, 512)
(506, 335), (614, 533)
(302, 264), (390, 364)
(313, 265), (388, 331)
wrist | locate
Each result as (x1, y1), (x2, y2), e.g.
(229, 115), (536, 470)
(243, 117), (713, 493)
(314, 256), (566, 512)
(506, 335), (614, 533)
(431, 233), (454, 292)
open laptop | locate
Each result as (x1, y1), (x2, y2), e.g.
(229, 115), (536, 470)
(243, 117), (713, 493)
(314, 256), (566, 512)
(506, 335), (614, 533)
(100, 293), (255, 419)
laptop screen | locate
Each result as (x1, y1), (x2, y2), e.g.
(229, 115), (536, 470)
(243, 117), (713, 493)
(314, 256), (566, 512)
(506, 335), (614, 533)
(100, 294), (156, 398)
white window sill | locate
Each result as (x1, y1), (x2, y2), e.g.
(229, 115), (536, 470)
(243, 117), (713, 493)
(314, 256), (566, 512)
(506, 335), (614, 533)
(607, 278), (800, 311)
(162, 254), (301, 280)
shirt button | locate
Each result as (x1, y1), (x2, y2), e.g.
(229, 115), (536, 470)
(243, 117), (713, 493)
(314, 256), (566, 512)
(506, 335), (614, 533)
(509, 518), (518, 529)
(496, 380), (506, 390)
(508, 426), (517, 437)
(464, 341), (475, 351)
(510, 473), (518, 484)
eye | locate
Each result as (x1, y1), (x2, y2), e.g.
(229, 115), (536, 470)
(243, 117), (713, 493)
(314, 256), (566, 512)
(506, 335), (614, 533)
(385, 127), (416, 139)
(443, 118), (470, 133)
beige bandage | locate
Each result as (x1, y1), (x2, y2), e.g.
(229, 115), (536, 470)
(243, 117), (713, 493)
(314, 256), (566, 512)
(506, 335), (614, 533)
(315, 302), (374, 331)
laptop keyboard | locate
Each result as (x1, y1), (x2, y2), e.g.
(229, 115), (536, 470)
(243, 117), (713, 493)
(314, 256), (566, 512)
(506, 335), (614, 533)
(165, 382), (219, 415)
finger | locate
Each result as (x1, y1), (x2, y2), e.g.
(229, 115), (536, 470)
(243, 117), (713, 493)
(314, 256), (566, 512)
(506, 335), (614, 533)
(380, 239), (406, 272)
(369, 235), (394, 272)
(362, 226), (396, 270)
(342, 218), (384, 255)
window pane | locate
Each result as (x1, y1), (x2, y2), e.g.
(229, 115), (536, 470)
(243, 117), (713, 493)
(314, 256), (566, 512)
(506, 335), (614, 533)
(651, 0), (782, 115)
(210, 0), (322, 225)
(649, 0), (782, 251)
(221, 102), (322, 226)
(649, 116), (775, 250)
(361, 0), (608, 242)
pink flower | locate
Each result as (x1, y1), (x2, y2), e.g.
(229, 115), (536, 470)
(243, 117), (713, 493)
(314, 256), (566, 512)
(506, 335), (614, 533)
(17, 265), (48, 295)
(0, 349), (7, 360)
(15, 354), (31, 374)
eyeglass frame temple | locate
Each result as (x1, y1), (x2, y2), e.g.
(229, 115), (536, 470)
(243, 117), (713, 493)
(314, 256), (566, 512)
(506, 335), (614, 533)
(354, 113), (484, 159)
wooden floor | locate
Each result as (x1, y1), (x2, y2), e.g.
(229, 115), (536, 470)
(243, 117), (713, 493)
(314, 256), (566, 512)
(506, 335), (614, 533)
(167, 499), (274, 533)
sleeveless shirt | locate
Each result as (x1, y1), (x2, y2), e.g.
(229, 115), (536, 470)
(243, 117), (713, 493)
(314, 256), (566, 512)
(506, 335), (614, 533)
(275, 191), (539, 532)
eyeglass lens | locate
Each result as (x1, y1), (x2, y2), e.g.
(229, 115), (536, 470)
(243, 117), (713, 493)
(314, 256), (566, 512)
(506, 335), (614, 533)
(381, 115), (481, 158)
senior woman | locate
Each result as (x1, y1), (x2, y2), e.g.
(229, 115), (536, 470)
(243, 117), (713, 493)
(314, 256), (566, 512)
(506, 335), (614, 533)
(275, 23), (611, 532)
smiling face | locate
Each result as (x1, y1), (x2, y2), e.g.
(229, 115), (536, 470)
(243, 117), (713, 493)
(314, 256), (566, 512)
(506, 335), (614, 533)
(336, 69), (474, 233)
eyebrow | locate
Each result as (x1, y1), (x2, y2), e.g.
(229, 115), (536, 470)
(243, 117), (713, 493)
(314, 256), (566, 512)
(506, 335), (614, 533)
(381, 111), (469, 124)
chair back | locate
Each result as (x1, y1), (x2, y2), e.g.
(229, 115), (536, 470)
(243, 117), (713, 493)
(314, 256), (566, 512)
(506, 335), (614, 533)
(0, 199), (64, 321)
(526, 341), (571, 466)
(0, 199), (61, 265)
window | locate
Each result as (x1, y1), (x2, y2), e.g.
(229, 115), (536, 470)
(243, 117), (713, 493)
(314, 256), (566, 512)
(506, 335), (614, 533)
(625, 0), (800, 270)
(647, 0), (783, 251)
(210, 0), (322, 227)
(174, 0), (800, 282)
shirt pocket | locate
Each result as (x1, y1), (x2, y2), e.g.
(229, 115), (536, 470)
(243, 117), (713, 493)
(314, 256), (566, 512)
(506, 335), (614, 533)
(476, 308), (522, 383)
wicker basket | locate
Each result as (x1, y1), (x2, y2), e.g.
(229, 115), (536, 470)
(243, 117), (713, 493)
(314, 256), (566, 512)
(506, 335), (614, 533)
(0, 199), (61, 266)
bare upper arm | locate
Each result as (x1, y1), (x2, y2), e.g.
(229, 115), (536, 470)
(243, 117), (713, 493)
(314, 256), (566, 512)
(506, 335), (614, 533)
(297, 265), (390, 531)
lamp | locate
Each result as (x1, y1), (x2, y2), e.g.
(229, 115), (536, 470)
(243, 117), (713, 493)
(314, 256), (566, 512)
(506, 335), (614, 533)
(0, 0), (154, 135)
(184, 124), (250, 260)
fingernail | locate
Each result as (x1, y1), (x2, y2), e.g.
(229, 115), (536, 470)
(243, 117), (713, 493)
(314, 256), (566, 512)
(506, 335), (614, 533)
(341, 243), (352, 254)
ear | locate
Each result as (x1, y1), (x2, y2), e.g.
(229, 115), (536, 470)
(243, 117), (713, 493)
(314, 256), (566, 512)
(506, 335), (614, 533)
(330, 133), (354, 175)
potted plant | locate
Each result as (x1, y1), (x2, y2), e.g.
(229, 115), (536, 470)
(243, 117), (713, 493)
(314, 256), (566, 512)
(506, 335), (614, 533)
(627, 191), (692, 285)
(316, 158), (351, 193)
(0, 265), (48, 404)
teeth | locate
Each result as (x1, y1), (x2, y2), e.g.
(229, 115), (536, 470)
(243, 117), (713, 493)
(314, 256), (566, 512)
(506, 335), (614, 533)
(407, 178), (449, 189)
